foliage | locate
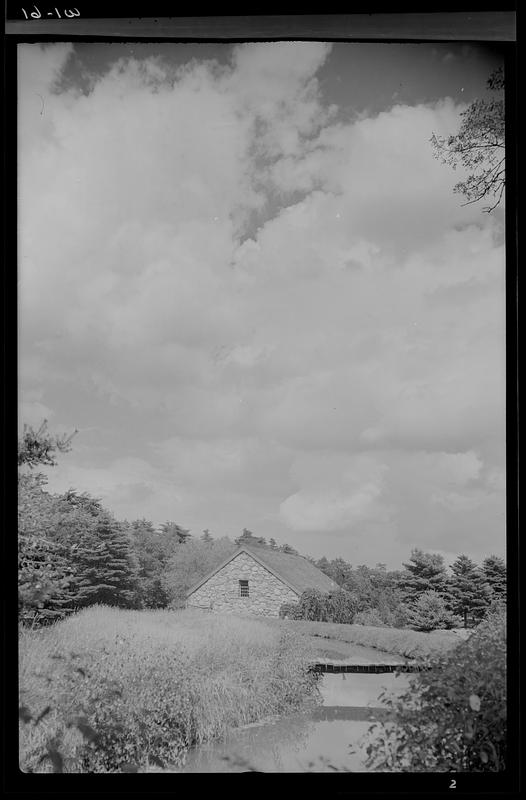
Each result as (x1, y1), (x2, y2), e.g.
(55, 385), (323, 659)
(50, 492), (140, 610)
(235, 529), (267, 548)
(162, 537), (237, 605)
(297, 589), (330, 621)
(19, 607), (319, 773)
(279, 543), (299, 555)
(159, 521), (191, 544)
(200, 529), (213, 543)
(325, 589), (357, 624)
(448, 555), (493, 627)
(279, 602), (301, 620)
(18, 420), (77, 469)
(431, 66), (505, 212)
(401, 549), (448, 603)
(404, 590), (459, 632)
(18, 423), (78, 622)
(126, 519), (176, 607)
(482, 555), (507, 605)
(364, 606), (506, 771)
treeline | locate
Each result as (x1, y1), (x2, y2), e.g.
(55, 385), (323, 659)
(311, 550), (506, 630)
(18, 422), (506, 630)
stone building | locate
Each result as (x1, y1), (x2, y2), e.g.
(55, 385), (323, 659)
(186, 546), (339, 617)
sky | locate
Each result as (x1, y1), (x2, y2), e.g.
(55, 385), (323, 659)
(18, 41), (506, 568)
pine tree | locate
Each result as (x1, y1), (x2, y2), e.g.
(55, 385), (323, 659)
(160, 521), (191, 544)
(401, 548), (448, 602)
(482, 555), (506, 605)
(71, 512), (139, 608)
(405, 590), (458, 631)
(201, 529), (213, 543)
(448, 555), (493, 627)
(127, 518), (173, 607)
(235, 528), (260, 547)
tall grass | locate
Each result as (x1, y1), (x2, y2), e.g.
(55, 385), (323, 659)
(260, 618), (462, 659)
(19, 606), (319, 773)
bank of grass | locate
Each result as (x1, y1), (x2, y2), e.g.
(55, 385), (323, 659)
(19, 606), (318, 773)
(258, 617), (463, 660)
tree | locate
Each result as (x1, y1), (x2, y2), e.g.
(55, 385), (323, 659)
(18, 421), (78, 622)
(51, 492), (140, 609)
(234, 528), (266, 548)
(401, 549), (448, 603)
(482, 555), (507, 605)
(405, 590), (459, 631)
(18, 419), (77, 469)
(18, 473), (76, 623)
(162, 537), (237, 605)
(448, 555), (493, 627)
(431, 66), (505, 212)
(127, 518), (175, 607)
(201, 529), (213, 543)
(159, 521), (191, 544)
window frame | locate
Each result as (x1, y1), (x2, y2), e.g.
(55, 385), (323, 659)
(239, 579), (249, 598)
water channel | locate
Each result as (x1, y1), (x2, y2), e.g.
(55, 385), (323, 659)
(182, 642), (410, 773)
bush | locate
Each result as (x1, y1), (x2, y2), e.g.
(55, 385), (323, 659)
(325, 590), (357, 624)
(279, 602), (301, 620)
(364, 606), (506, 771)
(298, 589), (329, 621)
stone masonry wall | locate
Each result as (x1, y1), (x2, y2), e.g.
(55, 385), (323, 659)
(187, 551), (299, 617)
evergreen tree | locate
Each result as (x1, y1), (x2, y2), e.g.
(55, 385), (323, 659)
(448, 555), (493, 627)
(482, 555), (507, 604)
(405, 590), (459, 631)
(18, 421), (78, 623)
(401, 548), (448, 602)
(50, 492), (140, 609)
(160, 521), (191, 544)
(201, 529), (213, 543)
(235, 528), (264, 547)
(127, 518), (174, 607)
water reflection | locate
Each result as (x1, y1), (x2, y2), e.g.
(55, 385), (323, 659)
(182, 673), (410, 773)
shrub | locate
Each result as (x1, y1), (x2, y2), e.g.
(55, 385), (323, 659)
(279, 602), (301, 620)
(405, 590), (460, 631)
(297, 589), (329, 621)
(363, 606), (506, 772)
(325, 590), (357, 624)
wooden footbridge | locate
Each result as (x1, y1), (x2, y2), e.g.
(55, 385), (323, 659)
(310, 657), (432, 674)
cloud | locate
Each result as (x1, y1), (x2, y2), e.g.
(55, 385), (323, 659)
(18, 43), (505, 565)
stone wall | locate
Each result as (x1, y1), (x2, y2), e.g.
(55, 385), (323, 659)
(187, 551), (299, 617)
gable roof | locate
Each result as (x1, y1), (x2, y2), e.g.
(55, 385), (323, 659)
(186, 545), (340, 598)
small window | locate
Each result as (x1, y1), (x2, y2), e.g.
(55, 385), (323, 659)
(239, 580), (249, 597)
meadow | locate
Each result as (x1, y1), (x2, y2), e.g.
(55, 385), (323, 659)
(19, 606), (319, 773)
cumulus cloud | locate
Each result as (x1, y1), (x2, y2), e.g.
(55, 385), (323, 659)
(18, 43), (506, 565)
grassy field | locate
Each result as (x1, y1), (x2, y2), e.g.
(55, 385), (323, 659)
(19, 606), (319, 773)
(256, 617), (464, 660)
